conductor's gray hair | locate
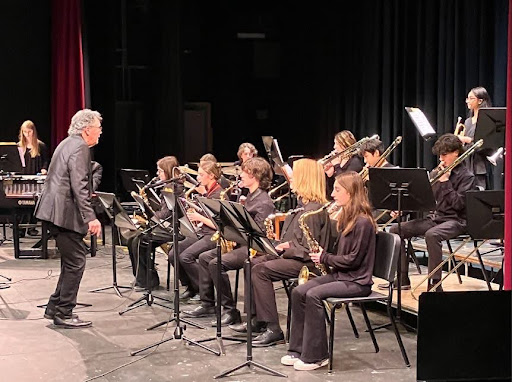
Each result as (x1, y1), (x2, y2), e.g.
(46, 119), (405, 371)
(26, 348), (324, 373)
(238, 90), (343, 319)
(68, 109), (102, 136)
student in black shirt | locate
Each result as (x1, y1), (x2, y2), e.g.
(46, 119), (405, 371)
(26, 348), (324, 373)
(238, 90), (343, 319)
(281, 171), (377, 371)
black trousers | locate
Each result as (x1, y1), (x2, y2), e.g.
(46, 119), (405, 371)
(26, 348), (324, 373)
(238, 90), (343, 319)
(47, 225), (87, 318)
(288, 275), (371, 364)
(251, 256), (313, 325)
(177, 234), (216, 293)
(390, 217), (465, 280)
(197, 245), (246, 311)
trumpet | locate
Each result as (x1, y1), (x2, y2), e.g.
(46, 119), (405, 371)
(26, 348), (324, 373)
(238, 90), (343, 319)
(454, 116), (465, 136)
(318, 134), (380, 167)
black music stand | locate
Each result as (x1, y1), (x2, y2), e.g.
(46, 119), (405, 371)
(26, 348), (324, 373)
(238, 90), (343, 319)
(183, 196), (247, 356)
(0, 143), (23, 173)
(466, 190), (505, 290)
(368, 168), (436, 320)
(89, 192), (132, 297)
(118, 192), (174, 315)
(130, 190), (207, 356)
(475, 107), (506, 152)
(215, 200), (285, 379)
(119, 169), (150, 193)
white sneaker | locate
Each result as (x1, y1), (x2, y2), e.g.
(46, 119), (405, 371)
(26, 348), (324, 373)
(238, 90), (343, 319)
(280, 354), (299, 366)
(293, 358), (328, 371)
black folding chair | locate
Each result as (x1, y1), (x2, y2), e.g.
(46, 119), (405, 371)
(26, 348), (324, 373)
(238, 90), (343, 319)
(324, 231), (410, 372)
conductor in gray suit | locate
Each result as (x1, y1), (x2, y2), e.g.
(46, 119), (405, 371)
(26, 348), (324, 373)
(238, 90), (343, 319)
(35, 109), (103, 328)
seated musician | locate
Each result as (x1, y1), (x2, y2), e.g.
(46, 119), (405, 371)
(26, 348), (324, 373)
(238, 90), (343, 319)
(235, 142), (258, 165)
(184, 157), (274, 325)
(324, 131), (364, 178)
(390, 134), (475, 291)
(126, 156), (182, 290)
(359, 138), (396, 169)
(174, 160), (224, 301)
(229, 158), (332, 347)
(281, 171), (377, 371)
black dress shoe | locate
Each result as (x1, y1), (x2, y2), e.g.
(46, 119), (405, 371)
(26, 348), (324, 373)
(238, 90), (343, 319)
(44, 307), (56, 319)
(229, 319), (266, 334)
(183, 305), (215, 318)
(252, 329), (285, 347)
(179, 289), (196, 300)
(53, 315), (92, 328)
(211, 310), (241, 327)
(27, 228), (39, 236)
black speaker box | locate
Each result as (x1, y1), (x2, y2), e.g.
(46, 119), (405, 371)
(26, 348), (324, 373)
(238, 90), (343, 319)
(417, 291), (511, 381)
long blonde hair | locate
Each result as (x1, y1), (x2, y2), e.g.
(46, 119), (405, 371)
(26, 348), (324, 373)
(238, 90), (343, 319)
(335, 172), (376, 236)
(18, 120), (41, 158)
(292, 159), (327, 205)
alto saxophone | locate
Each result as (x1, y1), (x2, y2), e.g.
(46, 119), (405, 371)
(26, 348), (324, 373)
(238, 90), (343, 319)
(297, 202), (332, 284)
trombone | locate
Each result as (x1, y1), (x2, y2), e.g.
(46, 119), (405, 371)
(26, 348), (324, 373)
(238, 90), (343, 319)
(318, 134), (379, 167)
(378, 139), (484, 230)
(359, 136), (402, 182)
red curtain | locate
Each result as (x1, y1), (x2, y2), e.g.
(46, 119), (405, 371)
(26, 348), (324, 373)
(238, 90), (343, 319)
(504, 0), (512, 290)
(51, 0), (85, 149)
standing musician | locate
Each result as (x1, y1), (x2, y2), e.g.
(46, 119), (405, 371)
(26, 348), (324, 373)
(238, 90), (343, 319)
(35, 109), (102, 328)
(390, 134), (475, 291)
(281, 171), (377, 371)
(125, 156), (182, 290)
(324, 131), (365, 178)
(229, 158), (332, 347)
(174, 160), (224, 301)
(184, 157), (274, 326)
(455, 86), (492, 189)
(17, 120), (49, 175)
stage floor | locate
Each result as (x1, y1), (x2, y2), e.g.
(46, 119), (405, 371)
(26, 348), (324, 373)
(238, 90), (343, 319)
(0, 232), (417, 381)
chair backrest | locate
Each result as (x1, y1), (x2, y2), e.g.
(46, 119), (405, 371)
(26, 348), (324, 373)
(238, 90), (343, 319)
(373, 230), (401, 282)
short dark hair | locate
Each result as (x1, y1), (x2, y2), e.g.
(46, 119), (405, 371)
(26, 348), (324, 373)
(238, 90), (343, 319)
(359, 138), (384, 155)
(432, 134), (463, 156)
(241, 157), (272, 190)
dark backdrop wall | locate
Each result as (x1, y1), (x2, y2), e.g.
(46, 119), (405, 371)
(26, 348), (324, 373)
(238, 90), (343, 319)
(0, 1), (51, 146)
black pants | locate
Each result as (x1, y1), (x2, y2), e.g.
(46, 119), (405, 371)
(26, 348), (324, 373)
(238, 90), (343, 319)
(177, 234), (216, 293)
(197, 245), (246, 311)
(288, 275), (371, 364)
(251, 256), (312, 325)
(47, 225), (87, 318)
(390, 217), (465, 281)
(127, 231), (170, 289)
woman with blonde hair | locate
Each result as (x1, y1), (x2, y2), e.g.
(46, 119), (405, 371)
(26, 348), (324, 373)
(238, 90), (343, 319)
(281, 171), (377, 370)
(229, 159), (333, 346)
(17, 120), (49, 174)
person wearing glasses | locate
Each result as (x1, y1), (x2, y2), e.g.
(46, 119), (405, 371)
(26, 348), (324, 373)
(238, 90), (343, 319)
(454, 86), (492, 189)
(35, 109), (103, 328)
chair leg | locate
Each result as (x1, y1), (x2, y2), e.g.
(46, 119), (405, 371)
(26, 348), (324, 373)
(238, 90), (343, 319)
(407, 239), (421, 274)
(386, 303), (410, 367)
(474, 241), (492, 291)
(286, 293), (292, 343)
(345, 304), (359, 338)
(359, 304), (379, 353)
(446, 240), (463, 284)
(328, 303), (337, 373)
(166, 259), (171, 291)
(234, 269), (240, 306)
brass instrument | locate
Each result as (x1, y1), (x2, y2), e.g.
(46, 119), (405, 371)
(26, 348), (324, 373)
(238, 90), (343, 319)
(378, 139), (484, 230)
(326, 201), (342, 220)
(454, 116), (465, 136)
(220, 181), (237, 201)
(359, 136), (402, 182)
(268, 181), (288, 197)
(298, 202), (332, 284)
(318, 134), (379, 167)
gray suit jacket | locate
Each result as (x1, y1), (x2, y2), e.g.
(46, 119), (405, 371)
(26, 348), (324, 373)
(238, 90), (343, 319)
(35, 135), (96, 234)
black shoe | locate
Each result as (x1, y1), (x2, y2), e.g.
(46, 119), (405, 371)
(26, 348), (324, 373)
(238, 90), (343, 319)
(378, 279), (411, 290)
(183, 305), (215, 318)
(211, 310), (241, 327)
(179, 288), (196, 300)
(252, 328), (285, 347)
(53, 315), (92, 328)
(229, 319), (266, 334)
(27, 228), (39, 236)
(44, 307), (56, 319)
(427, 280), (443, 292)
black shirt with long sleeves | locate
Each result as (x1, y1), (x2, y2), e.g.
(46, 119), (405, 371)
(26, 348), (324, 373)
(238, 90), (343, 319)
(320, 216), (376, 286)
(244, 188), (275, 228)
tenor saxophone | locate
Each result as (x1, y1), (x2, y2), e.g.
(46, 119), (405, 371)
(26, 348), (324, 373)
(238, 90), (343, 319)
(297, 202), (332, 284)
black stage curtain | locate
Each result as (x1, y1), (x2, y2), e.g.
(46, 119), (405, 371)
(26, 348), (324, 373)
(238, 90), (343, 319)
(84, 0), (508, 193)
